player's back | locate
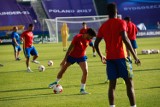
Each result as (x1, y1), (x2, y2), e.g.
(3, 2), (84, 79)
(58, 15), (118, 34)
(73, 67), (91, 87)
(127, 22), (138, 40)
(98, 18), (127, 59)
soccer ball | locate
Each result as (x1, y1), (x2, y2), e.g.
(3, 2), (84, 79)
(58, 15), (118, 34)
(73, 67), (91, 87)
(142, 49), (151, 54)
(53, 84), (63, 94)
(48, 60), (54, 66)
(38, 65), (45, 72)
(146, 50), (151, 54)
(141, 50), (147, 54)
(151, 49), (160, 54)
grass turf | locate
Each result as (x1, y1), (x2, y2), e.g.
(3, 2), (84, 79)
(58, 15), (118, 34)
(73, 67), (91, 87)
(0, 37), (160, 107)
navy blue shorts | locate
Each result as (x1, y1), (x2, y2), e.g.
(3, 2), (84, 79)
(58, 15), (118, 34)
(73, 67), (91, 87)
(67, 56), (87, 64)
(12, 45), (21, 52)
(24, 46), (38, 58)
(89, 41), (94, 47)
(130, 40), (138, 49)
(106, 58), (133, 80)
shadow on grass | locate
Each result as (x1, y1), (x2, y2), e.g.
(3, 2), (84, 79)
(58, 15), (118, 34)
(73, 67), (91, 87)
(134, 68), (160, 72)
(0, 87), (55, 101)
(135, 86), (160, 90)
(0, 70), (29, 73)
(0, 93), (53, 101)
(0, 87), (49, 93)
(0, 67), (60, 74)
(0, 86), (92, 101)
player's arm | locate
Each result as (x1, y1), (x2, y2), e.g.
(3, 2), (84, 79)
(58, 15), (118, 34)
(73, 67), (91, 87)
(20, 33), (26, 49)
(94, 37), (106, 64)
(20, 33), (24, 42)
(121, 31), (141, 65)
(64, 44), (74, 60)
(12, 38), (19, 46)
(60, 43), (74, 66)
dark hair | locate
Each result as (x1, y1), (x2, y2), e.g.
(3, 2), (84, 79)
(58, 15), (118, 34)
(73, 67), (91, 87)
(29, 24), (34, 27)
(107, 3), (117, 17)
(86, 28), (96, 37)
(124, 16), (131, 21)
(13, 26), (17, 30)
(82, 22), (86, 25)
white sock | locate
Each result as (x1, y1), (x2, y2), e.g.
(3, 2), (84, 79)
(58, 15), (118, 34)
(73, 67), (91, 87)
(93, 52), (96, 55)
(81, 84), (86, 89)
(27, 67), (30, 69)
(110, 105), (115, 107)
(56, 78), (60, 83)
(131, 105), (136, 107)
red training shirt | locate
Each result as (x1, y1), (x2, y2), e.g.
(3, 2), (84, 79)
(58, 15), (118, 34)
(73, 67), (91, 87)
(21, 30), (34, 48)
(97, 18), (128, 59)
(79, 28), (89, 34)
(69, 34), (91, 58)
(127, 21), (138, 40)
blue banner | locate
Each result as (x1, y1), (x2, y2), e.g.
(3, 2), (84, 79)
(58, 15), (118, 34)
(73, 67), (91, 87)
(42, 0), (97, 18)
(0, 0), (41, 31)
(115, 0), (160, 29)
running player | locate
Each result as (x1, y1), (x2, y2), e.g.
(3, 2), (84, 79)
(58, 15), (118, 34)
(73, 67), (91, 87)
(94, 3), (141, 107)
(21, 24), (40, 72)
(49, 28), (96, 94)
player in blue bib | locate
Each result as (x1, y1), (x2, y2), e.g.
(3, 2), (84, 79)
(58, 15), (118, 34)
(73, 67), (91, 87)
(11, 26), (21, 61)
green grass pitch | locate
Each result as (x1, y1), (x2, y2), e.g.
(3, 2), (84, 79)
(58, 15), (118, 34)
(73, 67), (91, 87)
(0, 37), (160, 107)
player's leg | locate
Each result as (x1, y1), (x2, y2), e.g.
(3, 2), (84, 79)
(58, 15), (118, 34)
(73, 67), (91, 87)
(26, 57), (30, 69)
(76, 56), (89, 94)
(30, 46), (39, 64)
(49, 56), (74, 88)
(89, 41), (96, 57)
(79, 61), (88, 84)
(79, 61), (89, 94)
(24, 47), (32, 72)
(57, 62), (72, 79)
(48, 62), (72, 88)
(12, 45), (17, 60)
(118, 58), (136, 106)
(16, 46), (21, 60)
(107, 60), (117, 106)
(108, 80), (117, 106)
(32, 55), (38, 63)
(124, 78), (136, 106)
(92, 46), (96, 57)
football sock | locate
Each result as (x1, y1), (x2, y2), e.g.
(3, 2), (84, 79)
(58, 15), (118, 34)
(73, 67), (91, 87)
(110, 105), (115, 107)
(81, 84), (86, 90)
(93, 52), (96, 55)
(56, 78), (60, 83)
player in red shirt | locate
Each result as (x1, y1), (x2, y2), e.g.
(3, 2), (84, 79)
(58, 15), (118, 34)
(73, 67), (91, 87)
(124, 16), (138, 56)
(79, 22), (96, 57)
(94, 3), (140, 107)
(21, 24), (39, 72)
(49, 28), (96, 94)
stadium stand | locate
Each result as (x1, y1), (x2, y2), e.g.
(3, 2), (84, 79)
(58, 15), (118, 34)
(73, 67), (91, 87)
(0, 25), (25, 31)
